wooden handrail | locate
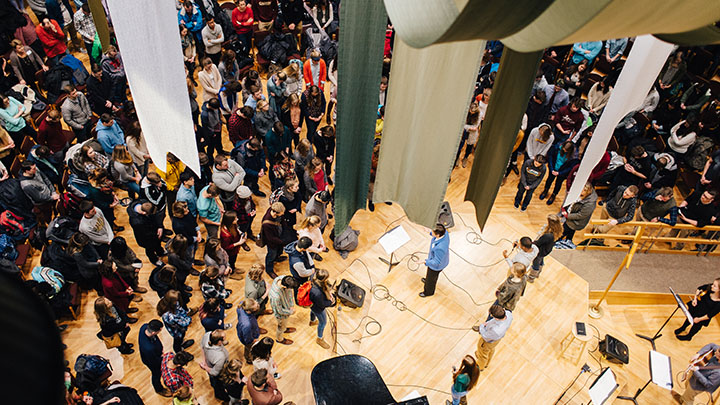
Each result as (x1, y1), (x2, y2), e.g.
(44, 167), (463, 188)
(588, 219), (720, 232)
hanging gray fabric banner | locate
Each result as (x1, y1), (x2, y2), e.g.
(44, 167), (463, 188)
(464, 48), (543, 230)
(333, 0), (387, 234)
(374, 38), (485, 227)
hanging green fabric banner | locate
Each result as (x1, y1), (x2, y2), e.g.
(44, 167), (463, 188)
(655, 25), (720, 46)
(333, 0), (387, 234)
(374, 38), (485, 227)
(464, 48), (542, 230)
(88, 0), (110, 50)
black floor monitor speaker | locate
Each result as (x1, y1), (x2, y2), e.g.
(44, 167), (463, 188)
(437, 201), (455, 229)
(337, 279), (366, 308)
(599, 334), (629, 364)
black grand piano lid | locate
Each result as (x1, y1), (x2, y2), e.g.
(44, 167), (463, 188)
(311, 354), (397, 405)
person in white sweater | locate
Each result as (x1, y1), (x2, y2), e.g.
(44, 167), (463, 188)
(295, 215), (326, 261)
(525, 123), (554, 160)
(198, 58), (223, 102)
(79, 200), (114, 257)
(668, 119), (697, 155)
(201, 18), (224, 66)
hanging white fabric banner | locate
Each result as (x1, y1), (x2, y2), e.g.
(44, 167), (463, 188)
(564, 35), (675, 205)
(105, 0), (200, 175)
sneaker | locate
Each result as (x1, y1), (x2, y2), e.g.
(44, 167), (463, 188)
(316, 338), (331, 349)
(188, 307), (199, 316)
(539, 191), (548, 200)
(274, 372), (282, 379)
(514, 202), (520, 209)
(546, 194), (556, 205)
(368, 201), (375, 211)
(181, 339), (195, 349)
(154, 260), (164, 266)
(223, 323), (233, 330)
(224, 302), (233, 309)
(421, 278), (426, 283)
(520, 206), (527, 212)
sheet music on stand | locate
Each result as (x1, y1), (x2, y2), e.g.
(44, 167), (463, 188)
(670, 287), (694, 325)
(649, 350), (673, 390)
(589, 368), (618, 405)
(378, 225), (411, 255)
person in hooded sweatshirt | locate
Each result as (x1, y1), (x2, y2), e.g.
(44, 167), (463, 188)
(199, 329), (230, 402)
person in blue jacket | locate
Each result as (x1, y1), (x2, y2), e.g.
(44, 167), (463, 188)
(420, 224), (450, 298)
(178, 1), (205, 44)
(95, 113), (126, 155)
(571, 41), (603, 65)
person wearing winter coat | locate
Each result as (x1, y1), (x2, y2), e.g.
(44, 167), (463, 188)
(177, 1), (204, 42)
(19, 161), (57, 224)
(560, 182), (598, 241)
(419, 225), (450, 298)
(268, 275), (299, 345)
(109, 236), (147, 293)
(254, 99), (279, 141)
(284, 237), (315, 286)
(267, 71), (287, 116)
(232, 138), (266, 197)
(100, 46), (127, 103)
(303, 49), (327, 90)
(127, 199), (165, 266)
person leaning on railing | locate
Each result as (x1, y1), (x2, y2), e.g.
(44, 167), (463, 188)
(669, 190), (718, 250)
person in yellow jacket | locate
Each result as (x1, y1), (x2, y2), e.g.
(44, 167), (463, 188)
(157, 153), (186, 208)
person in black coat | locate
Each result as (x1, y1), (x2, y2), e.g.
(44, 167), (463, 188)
(87, 64), (116, 116)
(127, 199), (165, 266)
(149, 263), (191, 309)
(67, 232), (103, 294)
(312, 125), (335, 185)
(138, 319), (171, 396)
(171, 200), (202, 265)
(167, 234), (198, 286)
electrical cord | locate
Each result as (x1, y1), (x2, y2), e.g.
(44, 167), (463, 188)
(386, 383), (451, 395)
(554, 364), (591, 405)
(563, 367), (603, 405)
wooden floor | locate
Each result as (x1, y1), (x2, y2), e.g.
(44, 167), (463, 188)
(41, 46), (720, 404)
(50, 148), (720, 404)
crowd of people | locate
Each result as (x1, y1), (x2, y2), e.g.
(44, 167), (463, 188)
(1, 0), (720, 404)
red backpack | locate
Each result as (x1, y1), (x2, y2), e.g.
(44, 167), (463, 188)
(296, 281), (313, 307)
(0, 210), (25, 236)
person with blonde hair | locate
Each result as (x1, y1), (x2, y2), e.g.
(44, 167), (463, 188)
(246, 263), (272, 315)
(94, 296), (134, 354)
(283, 60), (303, 97)
(529, 214), (563, 282)
(111, 145), (141, 198)
(254, 99), (278, 139)
(282, 93), (304, 148)
(296, 215), (326, 261)
(495, 263), (527, 312)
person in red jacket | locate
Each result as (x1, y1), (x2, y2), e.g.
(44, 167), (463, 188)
(35, 18), (67, 66)
(37, 109), (72, 157)
(303, 49), (327, 90)
(231, 0), (254, 56)
(246, 368), (283, 405)
(99, 260), (139, 316)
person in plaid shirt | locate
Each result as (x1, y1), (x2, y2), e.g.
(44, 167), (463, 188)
(161, 351), (194, 393)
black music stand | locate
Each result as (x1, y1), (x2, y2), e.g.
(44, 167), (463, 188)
(617, 350), (672, 404)
(636, 287), (693, 350)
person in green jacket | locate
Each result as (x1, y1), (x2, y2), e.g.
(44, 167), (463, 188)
(447, 355), (480, 405)
(268, 275), (299, 345)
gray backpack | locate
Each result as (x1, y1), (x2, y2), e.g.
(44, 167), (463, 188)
(333, 226), (360, 259)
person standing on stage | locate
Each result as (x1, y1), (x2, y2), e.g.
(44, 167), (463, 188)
(419, 224), (450, 298)
(447, 355), (480, 405)
(503, 236), (538, 270)
(472, 304), (513, 370)
(672, 343), (720, 404)
(675, 279), (720, 341)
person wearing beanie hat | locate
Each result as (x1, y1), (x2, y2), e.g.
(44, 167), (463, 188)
(236, 185), (252, 199)
(139, 319), (172, 396)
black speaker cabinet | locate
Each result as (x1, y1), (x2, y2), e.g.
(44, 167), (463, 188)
(599, 334), (629, 364)
(437, 201), (455, 229)
(337, 279), (366, 308)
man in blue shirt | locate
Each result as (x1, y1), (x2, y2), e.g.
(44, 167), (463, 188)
(473, 304), (513, 370)
(419, 224), (450, 298)
(138, 320), (172, 397)
(605, 38), (628, 65)
(95, 113), (125, 154)
(176, 172), (198, 217)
